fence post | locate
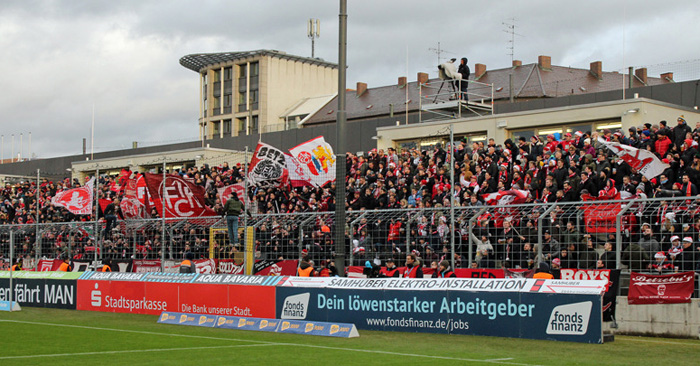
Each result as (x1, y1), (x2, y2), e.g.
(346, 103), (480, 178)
(615, 202), (633, 270)
(537, 203), (557, 266)
(9, 230), (14, 311)
(468, 207), (488, 267)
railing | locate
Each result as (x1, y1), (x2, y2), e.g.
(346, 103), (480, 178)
(419, 79), (494, 122)
(2, 196), (699, 287)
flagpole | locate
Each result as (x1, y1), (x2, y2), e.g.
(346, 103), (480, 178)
(243, 146), (249, 274)
(94, 168), (99, 267)
(36, 169), (40, 262)
(91, 104), (95, 161)
(9, 231), (14, 311)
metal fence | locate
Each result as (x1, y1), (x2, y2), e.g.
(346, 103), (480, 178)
(2, 196), (699, 279)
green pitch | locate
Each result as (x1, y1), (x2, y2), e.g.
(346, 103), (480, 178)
(0, 308), (698, 366)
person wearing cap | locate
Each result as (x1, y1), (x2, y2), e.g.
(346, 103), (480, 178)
(402, 253), (423, 278)
(57, 255), (73, 272)
(649, 251), (673, 273)
(432, 260), (456, 278)
(179, 252), (196, 273)
(223, 192), (244, 246)
(673, 116), (692, 149)
(379, 258), (400, 277)
(533, 262), (554, 279)
(297, 257), (317, 277)
(678, 237), (699, 272)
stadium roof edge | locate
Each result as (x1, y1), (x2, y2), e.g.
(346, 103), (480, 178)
(179, 49), (338, 72)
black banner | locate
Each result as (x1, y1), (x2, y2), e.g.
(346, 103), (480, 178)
(0, 279), (77, 309)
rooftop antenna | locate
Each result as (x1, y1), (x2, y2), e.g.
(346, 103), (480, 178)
(308, 18), (320, 58)
(502, 18), (523, 65)
(428, 42), (455, 65)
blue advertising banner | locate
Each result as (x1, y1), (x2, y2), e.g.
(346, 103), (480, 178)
(158, 312), (217, 327)
(158, 312), (359, 338)
(275, 287), (602, 343)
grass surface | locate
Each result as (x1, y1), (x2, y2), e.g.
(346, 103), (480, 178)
(0, 308), (698, 365)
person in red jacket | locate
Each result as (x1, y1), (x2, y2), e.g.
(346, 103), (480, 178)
(379, 258), (400, 277)
(655, 134), (672, 157)
(402, 254), (423, 278)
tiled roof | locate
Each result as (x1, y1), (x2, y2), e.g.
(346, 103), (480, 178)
(303, 63), (671, 125)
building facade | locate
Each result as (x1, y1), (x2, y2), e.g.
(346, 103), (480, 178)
(179, 50), (338, 140)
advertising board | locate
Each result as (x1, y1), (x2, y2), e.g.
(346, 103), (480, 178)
(0, 278), (76, 309)
(76, 279), (275, 317)
(276, 282), (603, 343)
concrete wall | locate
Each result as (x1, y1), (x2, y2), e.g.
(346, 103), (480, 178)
(615, 297), (700, 339)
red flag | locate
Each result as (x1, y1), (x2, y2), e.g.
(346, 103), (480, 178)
(628, 271), (695, 304)
(481, 189), (530, 227)
(217, 183), (245, 205)
(143, 173), (217, 218)
(51, 178), (94, 215)
(120, 177), (149, 220)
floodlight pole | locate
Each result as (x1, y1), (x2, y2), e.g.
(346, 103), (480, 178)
(334, 0), (347, 276)
(449, 124), (455, 270)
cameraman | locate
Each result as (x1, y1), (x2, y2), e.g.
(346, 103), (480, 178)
(458, 57), (470, 101)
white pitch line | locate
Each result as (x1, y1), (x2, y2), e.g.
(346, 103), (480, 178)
(0, 319), (541, 366)
(0, 344), (278, 360)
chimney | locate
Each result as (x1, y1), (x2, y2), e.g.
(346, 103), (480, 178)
(512, 60), (522, 67)
(660, 72), (674, 82)
(589, 61), (602, 80)
(356, 82), (367, 97)
(398, 76), (407, 87)
(635, 68), (648, 85)
(417, 72), (429, 84)
(475, 63), (486, 79)
(538, 55), (551, 70)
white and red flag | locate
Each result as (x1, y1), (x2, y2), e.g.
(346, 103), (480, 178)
(598, 138), (669, 179)
(284, 153), (314, 187)
(288, 136), (336, 187)
(51, 178), (95, 215)
(120, 177), (149, 220)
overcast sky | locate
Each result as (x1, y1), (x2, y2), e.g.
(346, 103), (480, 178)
(1, 0), (697, 160)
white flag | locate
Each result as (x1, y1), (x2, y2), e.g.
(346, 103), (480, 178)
(598, 138), (669, 179)
(288, 136), (336, 187)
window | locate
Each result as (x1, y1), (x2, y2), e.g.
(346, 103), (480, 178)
(238, 64), (247, 79)
(237, 92), (247, 112)
(251, 115), (259, 133)
(224, 94), (232, 107)
(237, 118), (247, 134)
(212, 121), (220, 138)
(223, 119), (232, 135)
(250, 62), (259, 76)
(214, 96), (221, 108)
(224, 67), (233, 80)
(213, 70), (221, 82)
(250, 90), (258, 103)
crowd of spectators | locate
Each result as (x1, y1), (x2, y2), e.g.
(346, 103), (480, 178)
(1, 116), (699, 273)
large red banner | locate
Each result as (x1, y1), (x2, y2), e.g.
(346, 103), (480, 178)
(628, 271), (695, 304)
(143, 173), (217, 218)
(77, 280), (275, 317)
